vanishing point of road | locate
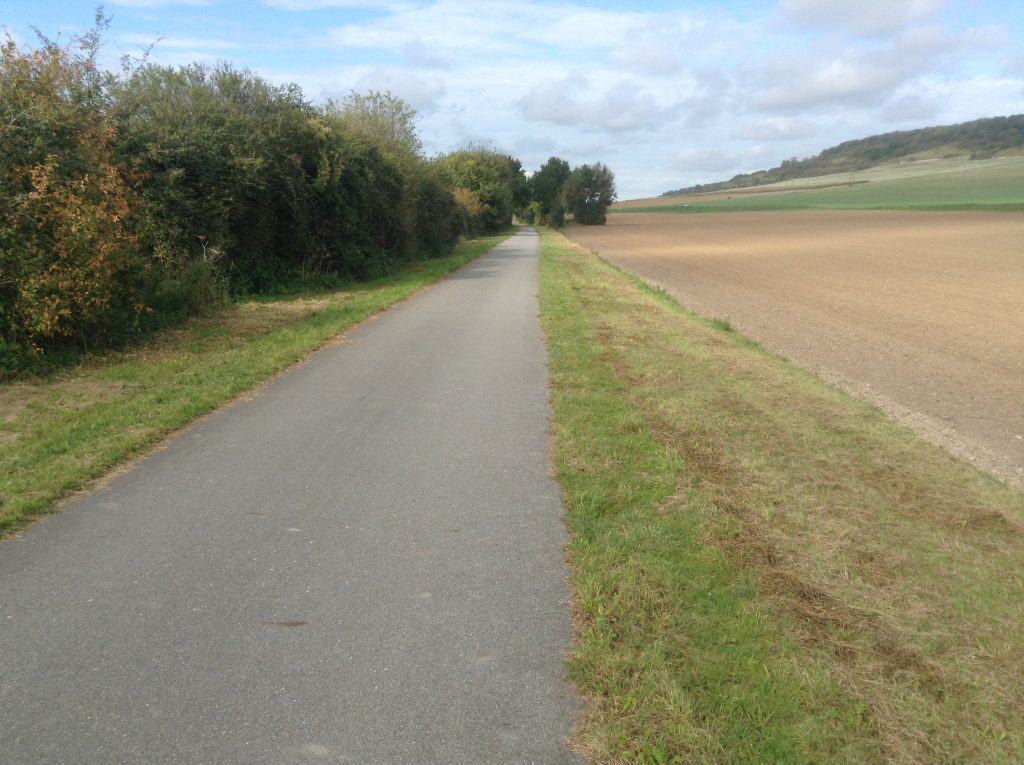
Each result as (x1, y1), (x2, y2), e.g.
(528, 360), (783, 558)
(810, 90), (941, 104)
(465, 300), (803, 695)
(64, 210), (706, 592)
(0, 228), (583, 764)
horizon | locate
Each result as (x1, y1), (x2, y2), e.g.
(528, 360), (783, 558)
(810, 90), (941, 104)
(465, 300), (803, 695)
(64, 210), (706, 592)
(3, 0), (1023, 199)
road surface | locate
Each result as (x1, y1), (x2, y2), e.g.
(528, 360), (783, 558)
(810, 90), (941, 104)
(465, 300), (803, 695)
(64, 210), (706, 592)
(0, 228), (582, 764)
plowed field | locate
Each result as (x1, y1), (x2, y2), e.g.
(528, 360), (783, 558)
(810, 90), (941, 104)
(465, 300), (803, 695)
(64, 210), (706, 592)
(569, 210), (1024, 488)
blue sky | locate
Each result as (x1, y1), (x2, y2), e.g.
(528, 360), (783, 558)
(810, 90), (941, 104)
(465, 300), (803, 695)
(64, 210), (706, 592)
(3, 0), (1023, 198)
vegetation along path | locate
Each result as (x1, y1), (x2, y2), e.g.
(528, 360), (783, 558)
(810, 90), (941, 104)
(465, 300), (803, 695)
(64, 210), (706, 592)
(0, 228), (582, 764)
(540, 230), (1024, 763)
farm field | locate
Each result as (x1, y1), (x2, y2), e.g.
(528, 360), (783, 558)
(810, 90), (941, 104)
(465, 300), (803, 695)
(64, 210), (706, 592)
(617, 155), (1024, 212)
(540, 229), (1024, 762)
(568, 210), (1024, 489)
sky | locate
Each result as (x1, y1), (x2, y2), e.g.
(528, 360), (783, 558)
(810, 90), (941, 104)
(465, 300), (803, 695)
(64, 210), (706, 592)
(3, 0), (1023, 199)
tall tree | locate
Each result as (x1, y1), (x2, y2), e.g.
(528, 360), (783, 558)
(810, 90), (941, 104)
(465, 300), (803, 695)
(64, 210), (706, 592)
(529, 156), (571, 224)
(328, 90), (423, 162)
(562, 163), (616, 225)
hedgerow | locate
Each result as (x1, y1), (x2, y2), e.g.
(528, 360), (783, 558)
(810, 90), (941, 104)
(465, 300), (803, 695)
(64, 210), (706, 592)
(0, 14), (523, 372)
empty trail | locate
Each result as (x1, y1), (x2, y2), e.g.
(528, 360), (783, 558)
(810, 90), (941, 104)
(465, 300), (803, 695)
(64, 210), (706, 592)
(0, 227), (582, 765)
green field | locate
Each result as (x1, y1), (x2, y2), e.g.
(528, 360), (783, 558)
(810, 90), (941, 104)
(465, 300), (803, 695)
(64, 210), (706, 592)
(540, 230), (1024, 763)
(0, 232), (512, 536)
(621, 155), (1024, 213)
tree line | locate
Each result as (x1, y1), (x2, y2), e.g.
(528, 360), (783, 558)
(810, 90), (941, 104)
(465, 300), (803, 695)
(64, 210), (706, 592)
(0, 15), (615, 372)
(520, 157), (616, 227)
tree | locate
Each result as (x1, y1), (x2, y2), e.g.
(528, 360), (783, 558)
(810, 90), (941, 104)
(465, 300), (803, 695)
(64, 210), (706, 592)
(434, 148), (526, 232)
(506, 155), (531, 214)
(327, 90), (422, 162)
(562, 163), (616, 225)
(528, 156), (570, 225)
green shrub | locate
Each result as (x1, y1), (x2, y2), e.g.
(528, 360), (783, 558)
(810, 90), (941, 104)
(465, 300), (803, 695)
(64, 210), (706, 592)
(0, 20), (152, 354)
(562, 163), (616, 225)
(529, 156), (570, 224)
(0, 16), (478, 369)
(1, 12), (616, 372)
(146, 259), (227, 326)
(435, 148), (526, 233)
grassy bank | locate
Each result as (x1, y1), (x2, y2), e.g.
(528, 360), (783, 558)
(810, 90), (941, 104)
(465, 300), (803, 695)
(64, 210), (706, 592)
(0, 231), (512, 535)
(619, 158), (1024, 213)
(539, 230), (1024, 763)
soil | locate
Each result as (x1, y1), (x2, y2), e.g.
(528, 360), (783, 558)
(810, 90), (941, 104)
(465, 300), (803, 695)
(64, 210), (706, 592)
(568, 210), (1024, 489)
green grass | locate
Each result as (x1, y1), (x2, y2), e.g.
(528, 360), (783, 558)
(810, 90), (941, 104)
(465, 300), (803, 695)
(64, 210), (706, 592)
(539, 230), (1024, 763)
(621, 156), (1024, 213)
(0, 231), (513, 535)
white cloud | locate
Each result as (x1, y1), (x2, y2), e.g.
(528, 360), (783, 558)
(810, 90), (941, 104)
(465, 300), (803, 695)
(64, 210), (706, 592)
(878, 93), (942, 123)
(262, 0), (400, 8)
(518, 75), (679, 133)
(517, 73), (589, 128)
(599, 81), (679, 131)
(669, 148), (739, 174)
(320, 1), (683, 60)
(121, 33), (241, 49)
(351, 68), (446, 112)
(402, 39), (452, 69)
(108, 0), (213, 6)
(918, 76), (1024, 123)
(754, 26), (990, 112)
(740, 117), (817, 141)
(781, 0), (943, 36)
(1009, 52), (1024, 77)
(610, 26), (684, 76)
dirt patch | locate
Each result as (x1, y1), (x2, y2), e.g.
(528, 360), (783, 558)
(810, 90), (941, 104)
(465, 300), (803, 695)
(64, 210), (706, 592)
(569, 210), (1024, 489)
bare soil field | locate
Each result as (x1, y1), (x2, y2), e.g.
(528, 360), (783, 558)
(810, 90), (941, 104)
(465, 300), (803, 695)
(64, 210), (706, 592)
(568, 210), (1024, 488)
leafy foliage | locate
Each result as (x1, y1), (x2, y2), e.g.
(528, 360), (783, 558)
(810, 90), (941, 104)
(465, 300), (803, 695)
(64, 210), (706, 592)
(435, 147), (527, 233)
(0, 15), (155, 358)
(328, 90), (423, 162)
(528, 156), (570, 225)
(562, 162), (616, 225)
(0, 18), (487, 371)
(0, 12), (613, 372)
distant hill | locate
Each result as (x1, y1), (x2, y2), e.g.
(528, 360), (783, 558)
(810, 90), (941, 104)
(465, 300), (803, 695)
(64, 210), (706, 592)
(661, 115), (1024, 197)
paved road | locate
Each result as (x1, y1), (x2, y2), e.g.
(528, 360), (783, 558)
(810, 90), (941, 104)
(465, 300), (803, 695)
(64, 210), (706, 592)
(0, 228), (582, 764)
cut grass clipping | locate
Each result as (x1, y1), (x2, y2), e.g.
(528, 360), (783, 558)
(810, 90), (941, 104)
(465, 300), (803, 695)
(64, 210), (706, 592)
(0, 231), (513, 535)
(539, 229), (1024, 764)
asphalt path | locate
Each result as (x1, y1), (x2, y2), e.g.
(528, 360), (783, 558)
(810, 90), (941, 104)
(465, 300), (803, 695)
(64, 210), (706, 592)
(0, 227), (582, 764)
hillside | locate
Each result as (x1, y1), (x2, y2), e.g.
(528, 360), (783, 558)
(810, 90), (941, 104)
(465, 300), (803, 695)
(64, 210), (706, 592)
(617, 154), (1024, 213)
(661, 114), (1024, 197)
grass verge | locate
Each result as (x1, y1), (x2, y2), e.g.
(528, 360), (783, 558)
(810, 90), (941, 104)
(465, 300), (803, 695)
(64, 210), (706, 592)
(539, 229), (1024, 763)
(0, 231), (513, 535)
